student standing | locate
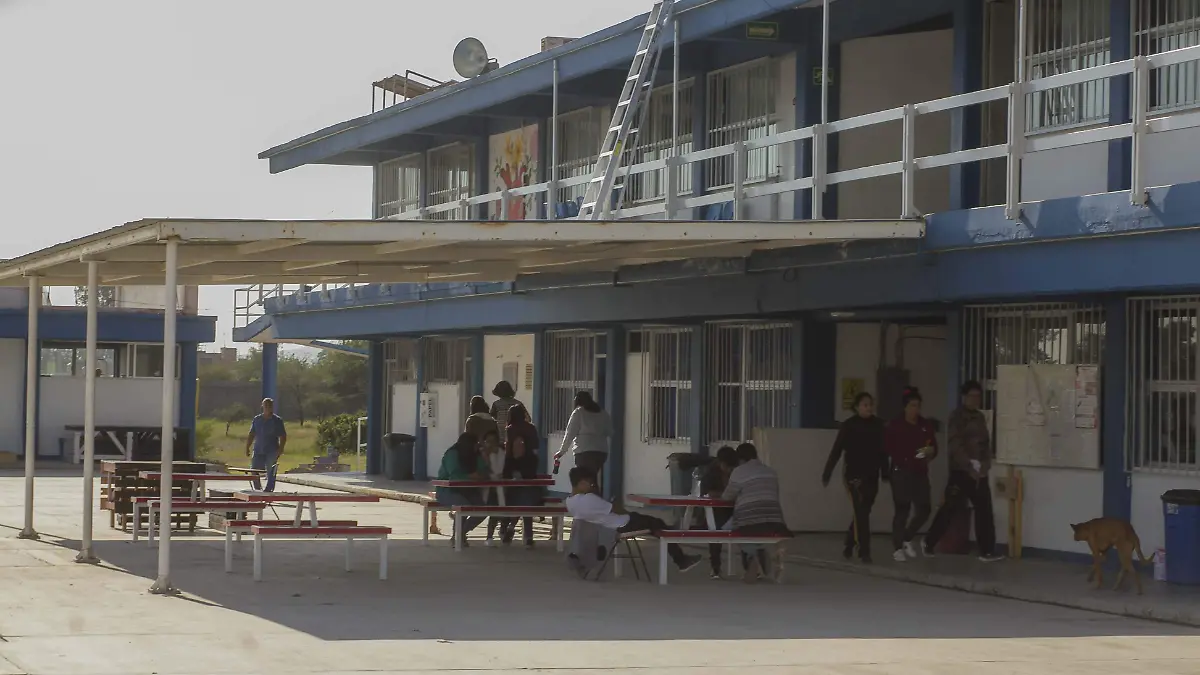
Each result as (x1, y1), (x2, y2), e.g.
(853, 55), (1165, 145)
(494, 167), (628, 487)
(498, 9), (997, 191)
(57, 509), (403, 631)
(924, 380), (1004, 562)
(489, 380), (523, 445)
(245, 397), (286, 492)
(884, 387), (938, 562)
(822, 392), (888, 564)
(553, 391), (612, 494)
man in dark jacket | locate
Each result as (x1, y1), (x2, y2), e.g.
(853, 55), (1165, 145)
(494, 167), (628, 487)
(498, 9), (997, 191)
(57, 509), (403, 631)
(822, 392), (888, 563)
(923, 380), (1003, 562)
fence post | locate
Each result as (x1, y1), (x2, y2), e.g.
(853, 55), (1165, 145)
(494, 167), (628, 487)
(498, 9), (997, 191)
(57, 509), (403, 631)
(1131, 56), (1149, 206)
(1005, 81), (1026, 221)
(810, 123), (825, 220)
(546, 181), (558, 220)
(732, 141), (747, 221)
(664, 156), (678, 220)
(901, 104), (917, 219)
(499, 189), (511, 221)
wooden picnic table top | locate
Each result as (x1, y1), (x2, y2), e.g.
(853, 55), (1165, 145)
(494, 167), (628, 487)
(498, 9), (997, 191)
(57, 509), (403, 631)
(137, 472), (261, 481)
(625, 494), (733, 508)
(431, 477), (555, 488)
(234, 492), (380, 504)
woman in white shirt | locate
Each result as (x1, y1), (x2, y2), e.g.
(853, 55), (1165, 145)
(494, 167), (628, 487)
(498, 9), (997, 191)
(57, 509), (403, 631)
(554, 391), (612, 493)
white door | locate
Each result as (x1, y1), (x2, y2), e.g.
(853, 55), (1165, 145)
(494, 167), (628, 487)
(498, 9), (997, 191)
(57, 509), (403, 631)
(426, 382), (463, 477)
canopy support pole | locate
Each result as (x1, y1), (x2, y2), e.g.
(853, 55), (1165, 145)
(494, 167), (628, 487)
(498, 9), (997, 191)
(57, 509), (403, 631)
(149, 239), (180, 595)
(18, 275), (40, 541)
(75, 261), (101, 564)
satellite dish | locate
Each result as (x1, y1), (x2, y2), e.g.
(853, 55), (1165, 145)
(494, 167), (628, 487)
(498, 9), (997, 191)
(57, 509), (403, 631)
(453, 37), (498, 78)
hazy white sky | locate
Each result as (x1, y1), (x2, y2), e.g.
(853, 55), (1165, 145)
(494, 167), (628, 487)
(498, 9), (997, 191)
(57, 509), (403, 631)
(0, 0), (651, 347)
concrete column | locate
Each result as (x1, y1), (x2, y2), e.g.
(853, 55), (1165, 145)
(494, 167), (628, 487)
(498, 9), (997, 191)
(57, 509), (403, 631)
(150, 238), (179, 595)
(19, 275), (40, 541)
(366, 341), (385, 475)
(413, 338), (429, 480)
(950, 0), (985, 210)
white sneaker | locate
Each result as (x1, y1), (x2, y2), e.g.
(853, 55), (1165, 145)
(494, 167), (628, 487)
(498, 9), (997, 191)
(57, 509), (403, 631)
(902, 541), (918, 558)
(978, 553), (1004, 563)
(892, 549), (907, 562)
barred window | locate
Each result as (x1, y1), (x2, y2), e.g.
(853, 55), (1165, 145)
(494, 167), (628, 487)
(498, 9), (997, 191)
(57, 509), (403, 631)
(427, 143), (474, 220)
(385, 339), (417, 384)
(551, 107), (609, 205)
(705, 58), (780, 189)
(543, 331), (601, 434)
(704, 322), (793, 444)
(626, 81), (695, 203)
(1023, 0), (1112, 133)
(1128, 297), (1200, 473)
(1137, 0), (1200, 112)
(635, 328), (693, 443)
(376, 154), (422, 218)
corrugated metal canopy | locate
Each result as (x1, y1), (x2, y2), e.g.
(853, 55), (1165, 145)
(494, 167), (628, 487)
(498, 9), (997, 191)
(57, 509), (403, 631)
(0, 218), (924, 287)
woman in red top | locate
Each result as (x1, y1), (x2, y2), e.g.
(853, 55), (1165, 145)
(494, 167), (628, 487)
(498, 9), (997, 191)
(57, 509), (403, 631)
(884, 387), (938, 562)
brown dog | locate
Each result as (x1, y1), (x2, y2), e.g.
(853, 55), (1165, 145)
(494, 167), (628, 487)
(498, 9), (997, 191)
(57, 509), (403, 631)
(1070, 518), (1148, 594)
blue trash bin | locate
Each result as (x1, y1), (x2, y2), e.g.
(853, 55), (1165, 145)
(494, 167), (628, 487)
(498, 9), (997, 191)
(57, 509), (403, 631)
(1162, 489), (1200, 585)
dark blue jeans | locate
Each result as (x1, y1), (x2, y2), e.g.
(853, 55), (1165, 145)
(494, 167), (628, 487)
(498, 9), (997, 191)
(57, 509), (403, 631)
(250, 453), (278, 492)
(500, 487), (544, 544)
(435, 487), (486, 542)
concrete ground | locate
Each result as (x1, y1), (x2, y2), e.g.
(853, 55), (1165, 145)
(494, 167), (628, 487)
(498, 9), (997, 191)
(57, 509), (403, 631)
(1, 474), (1199, 674)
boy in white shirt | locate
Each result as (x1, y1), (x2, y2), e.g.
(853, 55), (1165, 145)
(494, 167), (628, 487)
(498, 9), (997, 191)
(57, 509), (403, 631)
(565, 467), (702, 573)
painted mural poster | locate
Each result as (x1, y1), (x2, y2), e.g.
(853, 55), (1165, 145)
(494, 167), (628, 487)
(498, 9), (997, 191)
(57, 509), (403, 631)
(490, 124), (540, 220)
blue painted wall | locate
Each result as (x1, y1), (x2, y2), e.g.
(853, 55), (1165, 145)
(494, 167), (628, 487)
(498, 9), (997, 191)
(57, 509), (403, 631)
(0, 310), (215, 343)
(367, 341), (385, 475)
(179, 343), (199, 458)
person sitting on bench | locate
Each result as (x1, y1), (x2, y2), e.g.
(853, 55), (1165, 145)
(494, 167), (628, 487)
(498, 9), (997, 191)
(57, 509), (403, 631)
(723, 442), (791, 583)
(700, 445), (739, 579)
(436, 432), (489, 547)
(564, 466), (701, 575)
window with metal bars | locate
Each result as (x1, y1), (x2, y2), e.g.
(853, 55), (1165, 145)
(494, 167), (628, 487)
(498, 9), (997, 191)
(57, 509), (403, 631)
(424, 337), (471, 383)
(543, 331), (602, 435)
(551, 107), (609, 205)
(426, 144), (474, 220)
(1136, 0), (1200, 112)
(705, 59), (780, 190)
(704, 322), (793, 444)
(385, 339), (417, 384)
(1023, 0), (1112, 132)
(376, 154), (422, 218)
(1127, 296), (1200, 473)
(960, 303), (1107, 412)
(635, 328), (693, 443)
(625, 81), (695, 203)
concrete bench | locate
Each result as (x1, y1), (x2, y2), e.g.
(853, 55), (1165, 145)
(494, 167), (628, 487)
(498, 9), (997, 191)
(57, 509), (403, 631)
(132, 498), (266, 544)
(656, 530), (790, 586)
(248, 525), (392, 582)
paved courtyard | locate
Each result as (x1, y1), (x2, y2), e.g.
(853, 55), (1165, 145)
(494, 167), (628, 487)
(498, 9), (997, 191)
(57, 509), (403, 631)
(0, 474), (1198, 674)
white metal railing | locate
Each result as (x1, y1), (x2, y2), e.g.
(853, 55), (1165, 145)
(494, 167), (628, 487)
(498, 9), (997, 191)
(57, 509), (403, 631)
(382, 42), (1200, 223)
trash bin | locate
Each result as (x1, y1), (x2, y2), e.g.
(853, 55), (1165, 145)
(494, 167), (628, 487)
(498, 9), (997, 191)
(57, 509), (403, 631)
(1162, 489), (1200, 585)
(383, 433), (416, 481)
(667, 452), (714, 496)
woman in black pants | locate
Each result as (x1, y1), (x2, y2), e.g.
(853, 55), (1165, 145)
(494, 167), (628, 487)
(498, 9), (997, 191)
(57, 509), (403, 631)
(500, 403), (543, 547)
(883, 387), (938, 562)
(822, 392), (888, 564)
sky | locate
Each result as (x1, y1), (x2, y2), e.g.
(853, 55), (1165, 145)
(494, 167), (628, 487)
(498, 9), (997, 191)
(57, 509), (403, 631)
(0, 0), (653, 349)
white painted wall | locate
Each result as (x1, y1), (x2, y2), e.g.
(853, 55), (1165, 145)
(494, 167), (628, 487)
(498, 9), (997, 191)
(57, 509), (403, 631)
(1131, 472), (1200, 554)
(1020, 143), (1109, 202)
(548, 431), (572, 493)
(623, 353), (681, 497)
(993, 466), (1103, 553)
(425, 382), (463, 477)
(1142, 127), (1200, 189)
(834, 323), (949, 424)
(0, 340), (25, 453)
(483, 334), (535, 408)
(838, 30), (954, 220)
(390, 383), (417, 435)
(37, 376), (180, 457)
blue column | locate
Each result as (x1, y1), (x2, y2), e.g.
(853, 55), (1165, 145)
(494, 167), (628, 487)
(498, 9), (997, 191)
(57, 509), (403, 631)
(690, 323), (706, 455)
(793, 17), (822, 220)
(470, 333), (485, 398)
(789, 320), (806, 427)
(476, 135), (491, 220)
(944, 309), (964, 415)
(366, 341), (385, 475)
(1102, 296), (1131, 521)
(178, 343), (198, 459)
(603, 326), (627, 500)
(532, 330), (549, 474)
(261, 343), (278, 405)
(690, 50), (710, 220)
(1108, 0), (1133, 192)
(950, 0), (984, 210)
(415, 336), (429, 478)
(413, 338), (429, 480)
(798, 318), (837, 428)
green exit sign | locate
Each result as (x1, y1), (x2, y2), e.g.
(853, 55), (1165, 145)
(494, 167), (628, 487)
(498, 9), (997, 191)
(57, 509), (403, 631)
(745, 21), (780, 41)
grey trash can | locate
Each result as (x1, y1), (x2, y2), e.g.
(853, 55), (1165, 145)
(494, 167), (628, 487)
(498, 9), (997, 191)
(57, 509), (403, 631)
(383, 433), (416, 481)
(667, 452), (714, 496)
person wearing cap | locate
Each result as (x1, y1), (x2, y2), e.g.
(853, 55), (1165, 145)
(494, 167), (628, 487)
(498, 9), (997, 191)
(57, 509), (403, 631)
(489, 380), (523, 445)
(884, 387), (937, 562)
(245, 397), (287, 492)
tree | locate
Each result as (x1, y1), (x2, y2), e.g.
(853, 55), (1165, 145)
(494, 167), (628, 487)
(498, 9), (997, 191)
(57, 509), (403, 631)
(278, 354), (317, 426)
(214, 402), (254, 436)
(74, 286), (117, 307)
(308, 391), (341, 422)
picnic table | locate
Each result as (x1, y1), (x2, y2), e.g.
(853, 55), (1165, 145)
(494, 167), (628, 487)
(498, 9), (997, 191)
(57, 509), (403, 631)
(138, 472), (262, 501)
(625, 494), (733, 530)
(234, 491), (380, 527)
(430, 477), (555, 506)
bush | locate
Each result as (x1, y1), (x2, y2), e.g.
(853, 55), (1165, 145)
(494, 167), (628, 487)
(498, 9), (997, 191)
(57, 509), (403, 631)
(193, 420), (217, 458)
(316, 412), (366, 455)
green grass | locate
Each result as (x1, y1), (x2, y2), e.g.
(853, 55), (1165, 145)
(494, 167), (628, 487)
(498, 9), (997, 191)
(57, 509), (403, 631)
(194, 418), (323, 473)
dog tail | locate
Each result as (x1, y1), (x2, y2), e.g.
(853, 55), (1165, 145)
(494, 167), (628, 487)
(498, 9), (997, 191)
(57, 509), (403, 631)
(1134, 533), (1148, 564)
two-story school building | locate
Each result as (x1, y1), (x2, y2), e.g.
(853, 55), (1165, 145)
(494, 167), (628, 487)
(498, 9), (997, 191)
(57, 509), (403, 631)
(232, 0), (1200, 559)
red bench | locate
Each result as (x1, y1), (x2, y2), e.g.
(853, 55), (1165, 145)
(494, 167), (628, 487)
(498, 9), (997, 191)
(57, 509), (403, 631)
(132, 498), (266, 544)
(422, 498), (563, 546)
(655, 530), (790, 586)
(441, 506), (567, 552)
(223, 519), (358, 572)
(249, 525), (392, 582)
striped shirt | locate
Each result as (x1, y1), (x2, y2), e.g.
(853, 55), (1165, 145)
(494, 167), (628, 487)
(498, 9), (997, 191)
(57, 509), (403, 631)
(490, 397), (522, 443)
(721, 459), (786, 529)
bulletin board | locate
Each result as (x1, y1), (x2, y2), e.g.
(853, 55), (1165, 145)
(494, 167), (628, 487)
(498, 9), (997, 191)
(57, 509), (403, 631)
(994, 364), (1100, 469)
